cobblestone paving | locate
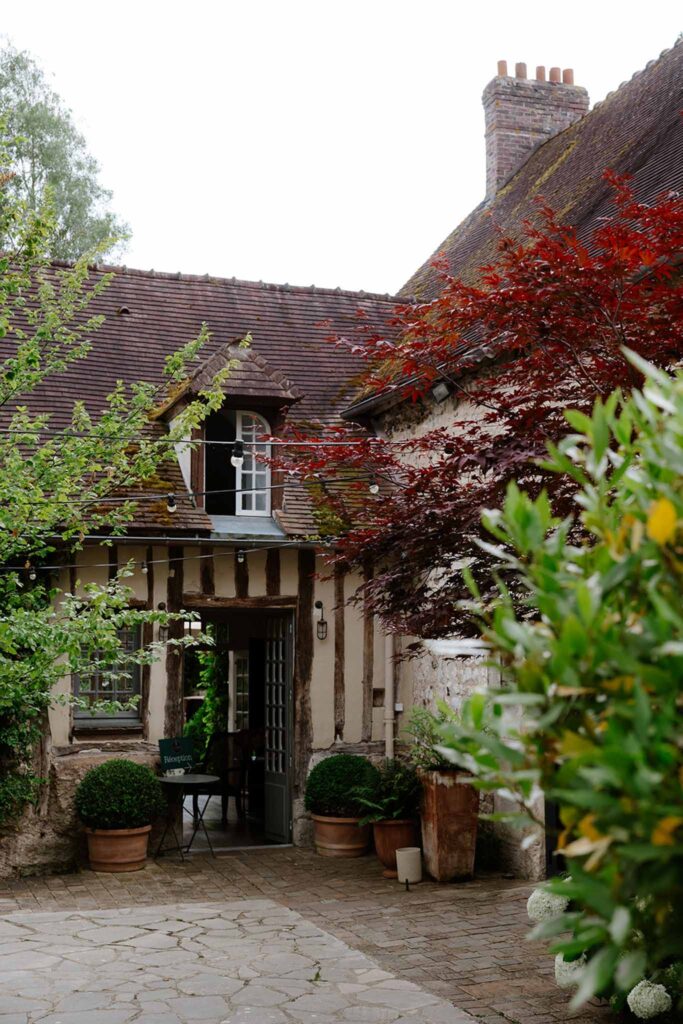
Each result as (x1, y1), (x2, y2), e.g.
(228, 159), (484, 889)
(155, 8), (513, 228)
(0, 900), (476, 1023)
(0, 848), (608, 1024)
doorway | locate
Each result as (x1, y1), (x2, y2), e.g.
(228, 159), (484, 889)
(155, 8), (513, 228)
(182, 608), (294, 850)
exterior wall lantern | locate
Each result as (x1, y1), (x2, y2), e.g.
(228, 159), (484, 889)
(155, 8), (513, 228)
(157, 601), (169, 643)
(314, 600), (328, 640)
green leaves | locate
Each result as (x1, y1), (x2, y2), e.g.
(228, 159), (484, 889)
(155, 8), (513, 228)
(434, 359), (683, 1006)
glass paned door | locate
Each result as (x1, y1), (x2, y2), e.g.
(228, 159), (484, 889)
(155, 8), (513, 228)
(264, 613), (293, 843)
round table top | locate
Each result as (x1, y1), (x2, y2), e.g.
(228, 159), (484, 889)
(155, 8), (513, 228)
(161, 773), (219, 786)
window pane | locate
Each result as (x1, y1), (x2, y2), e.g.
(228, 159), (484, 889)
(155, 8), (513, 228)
(73, 625), (142, 720)
(236, 412), (270, 516)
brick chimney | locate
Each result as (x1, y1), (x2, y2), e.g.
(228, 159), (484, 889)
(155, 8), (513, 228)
(483, 61), (589, 199)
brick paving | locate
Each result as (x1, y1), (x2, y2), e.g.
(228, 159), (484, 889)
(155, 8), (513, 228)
(0, 848), (609, 1024)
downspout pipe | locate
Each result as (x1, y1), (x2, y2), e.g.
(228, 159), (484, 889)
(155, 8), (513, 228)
(384, 632), (395, 758)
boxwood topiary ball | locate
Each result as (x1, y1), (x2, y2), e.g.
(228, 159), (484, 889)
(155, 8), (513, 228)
(304, 753), (379, 817)
(75, 758), (166, 830)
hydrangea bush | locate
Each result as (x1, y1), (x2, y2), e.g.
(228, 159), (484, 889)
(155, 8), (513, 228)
(436, 356), (683, 1013)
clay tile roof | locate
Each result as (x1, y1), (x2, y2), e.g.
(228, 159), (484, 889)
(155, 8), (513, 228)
(2, 272), (399, 537)
(155, 340), (304, 419)
(402, 38), (683, 302)
(342, 38), (683, 424)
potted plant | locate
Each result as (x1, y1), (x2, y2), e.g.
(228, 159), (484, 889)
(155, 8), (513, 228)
(305, 753), (379, 858)
(408, 704), (480, 882)
(354, 759), (421, 878)
(75, 758), (166, 872)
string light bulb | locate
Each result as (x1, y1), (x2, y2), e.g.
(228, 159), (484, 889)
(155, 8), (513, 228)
(26, 562), (37, 581)
(141, 561), (149, 575)
(166, 493), (177, 513)
(369, 477), (380, 495)
(230, 440), (244, 469)
(236, 549), (246, 564)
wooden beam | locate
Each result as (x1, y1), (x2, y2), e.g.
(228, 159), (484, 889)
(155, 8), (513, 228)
(334, 564), (345, 741)
(361, 559), (374, 743)
(140, 544), (154, 740)
(199, 544), (215, 595)
(182, 593), (296, 610)
(164, 545), (184, 737)
(294, 549), (315, 795)
(265, 547), (281, 596)
(235, 549), (249, 598)
(190, 427), (205, 509)
(108, 544), (118, 582)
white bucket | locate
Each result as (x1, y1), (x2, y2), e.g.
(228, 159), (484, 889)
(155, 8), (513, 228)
(396, 846), (422, 884)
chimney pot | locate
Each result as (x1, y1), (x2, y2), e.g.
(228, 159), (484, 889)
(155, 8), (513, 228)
(483, 61), (589, 199)
(563, 68), (574, 85)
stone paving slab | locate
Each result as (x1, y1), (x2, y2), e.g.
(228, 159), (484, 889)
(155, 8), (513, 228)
(0, 899), (477, 1024)
(0, 850), (609, 1023)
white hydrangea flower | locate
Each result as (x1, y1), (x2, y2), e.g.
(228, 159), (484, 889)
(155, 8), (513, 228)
(627, 980), (672, 1020)
(554, 953), (586, 989)
(526, 887), (569, 922)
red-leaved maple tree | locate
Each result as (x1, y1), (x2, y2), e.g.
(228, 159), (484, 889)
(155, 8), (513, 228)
(276, 175), (683, 637)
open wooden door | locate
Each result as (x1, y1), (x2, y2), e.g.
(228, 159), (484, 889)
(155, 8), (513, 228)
(264, 613), (293, 843)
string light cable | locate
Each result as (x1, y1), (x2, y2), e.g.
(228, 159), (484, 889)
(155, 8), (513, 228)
(12, 538), (334, 579)
(0, 425), (415, 449)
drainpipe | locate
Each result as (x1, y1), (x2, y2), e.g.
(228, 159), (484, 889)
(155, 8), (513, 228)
(384, 633), (395, 758)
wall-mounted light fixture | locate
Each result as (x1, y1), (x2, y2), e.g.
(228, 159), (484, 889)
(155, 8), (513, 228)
(314, 600), (328, 640)
(230, 440), (244, 469)
(430, 380), (451, 404)
(157, 601), (169, 643)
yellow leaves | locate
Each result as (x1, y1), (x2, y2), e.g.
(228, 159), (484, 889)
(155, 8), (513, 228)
(559, 731), (597, 757)
(651, 817), (683, 846)
(602, 675), (634, 694)
(578, 814), (603, 842)
(646, 498), (677, 545)
(562, 833), (614, 870)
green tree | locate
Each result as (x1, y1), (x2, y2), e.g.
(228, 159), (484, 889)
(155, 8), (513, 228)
(436, 355), (683, 1013)
(0, 43), (128, 261)
(0, 141), (229, 827)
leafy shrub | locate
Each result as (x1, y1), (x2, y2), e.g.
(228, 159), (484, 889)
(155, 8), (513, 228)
(406, 703), (465, 771)
(353, 758), (422, 825)
(304, 754), (379, 817)
(184, 643), (229, 759)
(75, 758), (165, 830)
(436, 356), (683, 1012)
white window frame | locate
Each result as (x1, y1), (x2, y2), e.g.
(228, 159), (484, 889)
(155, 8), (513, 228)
(236, 410), (271, 517)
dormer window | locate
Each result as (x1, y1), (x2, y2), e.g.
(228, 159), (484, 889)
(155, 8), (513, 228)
(205, 409), (271, 517)
(236, 411), (271, 515)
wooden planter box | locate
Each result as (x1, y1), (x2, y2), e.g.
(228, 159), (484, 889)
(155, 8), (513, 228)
(420, 769), (479, 881)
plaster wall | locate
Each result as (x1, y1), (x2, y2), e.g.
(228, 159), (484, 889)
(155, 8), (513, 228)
(376, 394), (546, 880)
(5, 539), (390, 878)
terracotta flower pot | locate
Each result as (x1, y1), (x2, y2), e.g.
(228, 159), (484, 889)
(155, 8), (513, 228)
(85, 824), (152, 872)
(420, 769), (479, 881)
(372, 819), (420, 878)
(311, 814), (370, 858)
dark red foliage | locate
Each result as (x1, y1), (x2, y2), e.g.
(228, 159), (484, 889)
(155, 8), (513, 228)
(275, 176), (683, 637)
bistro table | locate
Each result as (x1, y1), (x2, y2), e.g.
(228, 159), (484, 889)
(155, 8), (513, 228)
(155, 773), (219, 859)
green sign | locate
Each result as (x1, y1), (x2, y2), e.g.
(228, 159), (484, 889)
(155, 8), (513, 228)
(158, 737), (194, 772)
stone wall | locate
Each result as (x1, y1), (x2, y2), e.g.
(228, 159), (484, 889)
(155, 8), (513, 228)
(397, 643), (546, 881)
(0, 741), (159, 879)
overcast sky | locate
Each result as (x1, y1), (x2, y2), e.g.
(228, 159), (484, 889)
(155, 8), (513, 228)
(2, 1), (681, 294)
